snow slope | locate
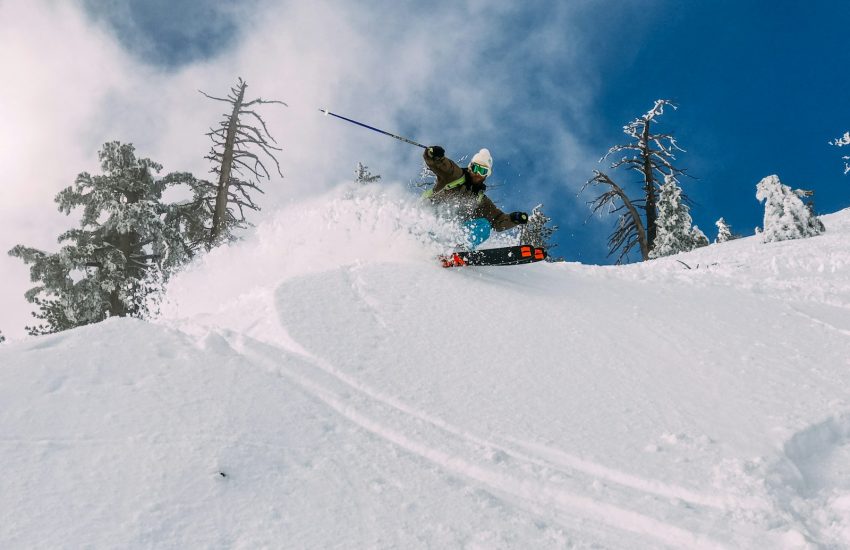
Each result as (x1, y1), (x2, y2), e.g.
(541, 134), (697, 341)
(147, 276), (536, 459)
(2, 184), (850, 549)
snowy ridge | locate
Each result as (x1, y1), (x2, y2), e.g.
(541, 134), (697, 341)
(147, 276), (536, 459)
(612, 210), (850, 310)
(2, 184), (850, 548)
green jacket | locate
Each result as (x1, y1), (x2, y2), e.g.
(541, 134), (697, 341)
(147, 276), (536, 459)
(422, 149), (516, 231)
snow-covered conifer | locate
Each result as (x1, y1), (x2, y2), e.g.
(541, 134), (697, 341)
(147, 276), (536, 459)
(649, 176), (701, 258)
(756, 175), (825, 243)
(9, 142), (196, 334)
(355, 162), (381, 184)
(831, 131), (850, 175)
(524, 204), (559, 256)
(691, 226), (709, 249)
(0, 330), (5, 344)
(158, 172), (218, 261)
(715, 217), (734, 243)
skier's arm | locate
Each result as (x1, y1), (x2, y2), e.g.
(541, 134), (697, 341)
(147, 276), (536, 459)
(424, 146), (463, 188)
(476, 196), (529, 232)
(477, 195), (516, 231)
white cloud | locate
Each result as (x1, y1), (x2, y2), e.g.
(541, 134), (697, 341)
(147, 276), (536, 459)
(0, 0), (598, 338)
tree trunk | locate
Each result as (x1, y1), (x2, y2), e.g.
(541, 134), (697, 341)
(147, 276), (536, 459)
(209, 81), (247, 246)
(610, 179), (649, 261)
(625, 197), (650, 261)
(641, 121), (657, 250)
(108, 285), (127, 317)
(109, 188), (143, 318)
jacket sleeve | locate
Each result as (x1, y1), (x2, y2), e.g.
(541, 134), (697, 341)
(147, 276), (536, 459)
(423, 149), (464, 192)
(476, 194), (516, 232)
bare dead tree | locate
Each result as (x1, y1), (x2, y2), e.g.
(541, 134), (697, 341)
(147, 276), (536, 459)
(584, 99), (690, 262)
(583, 171), (649, 262)
(200, 77), (287, 246)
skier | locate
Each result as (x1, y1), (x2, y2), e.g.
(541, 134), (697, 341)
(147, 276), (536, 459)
(421, 145), (528, 248)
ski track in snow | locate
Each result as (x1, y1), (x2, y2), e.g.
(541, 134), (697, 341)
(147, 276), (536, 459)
(786, 303), (850, 339)
(232, 333), (730, 550)
(233, 310), (735, 511)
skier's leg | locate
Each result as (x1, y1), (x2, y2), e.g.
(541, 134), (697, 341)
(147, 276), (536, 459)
(461, 218), (492, 249)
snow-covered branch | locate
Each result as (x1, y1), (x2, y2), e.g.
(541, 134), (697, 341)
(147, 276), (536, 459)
(832, 131), (850, 175)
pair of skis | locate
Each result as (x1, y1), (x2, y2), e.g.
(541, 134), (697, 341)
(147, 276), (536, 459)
(439, 244), (547, 268)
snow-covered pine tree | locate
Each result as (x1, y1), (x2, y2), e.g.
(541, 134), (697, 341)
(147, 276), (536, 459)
(524, 204), (559, 255)
(649, 175), (702, 258)
(159, 171), (220, 259)
(201, 78), (287, 247)
(755, 174), (825, 243)
(355, 162), (381, 184)
(831, 131), (850, 175)
(0, 330), (5, 344)
(715, 217), (734, 243)
(691, 226), (709, 249)
(8, 142), (196, 335)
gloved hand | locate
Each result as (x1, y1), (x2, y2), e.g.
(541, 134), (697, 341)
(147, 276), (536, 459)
(510, 211), (529, 225)
(426, 145), (445, 159)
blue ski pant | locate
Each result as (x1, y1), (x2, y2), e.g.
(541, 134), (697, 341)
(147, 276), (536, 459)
(462, 217), (492, 249)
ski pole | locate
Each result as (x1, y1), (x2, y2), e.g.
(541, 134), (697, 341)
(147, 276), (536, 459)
(319, 109), (427, 149)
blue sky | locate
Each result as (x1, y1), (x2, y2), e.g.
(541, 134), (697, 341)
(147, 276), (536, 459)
(1, 0), (849, 335)
(83, 0), (850, 264)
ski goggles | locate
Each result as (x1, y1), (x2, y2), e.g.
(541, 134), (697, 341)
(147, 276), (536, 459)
(470, 163), (490, 177)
